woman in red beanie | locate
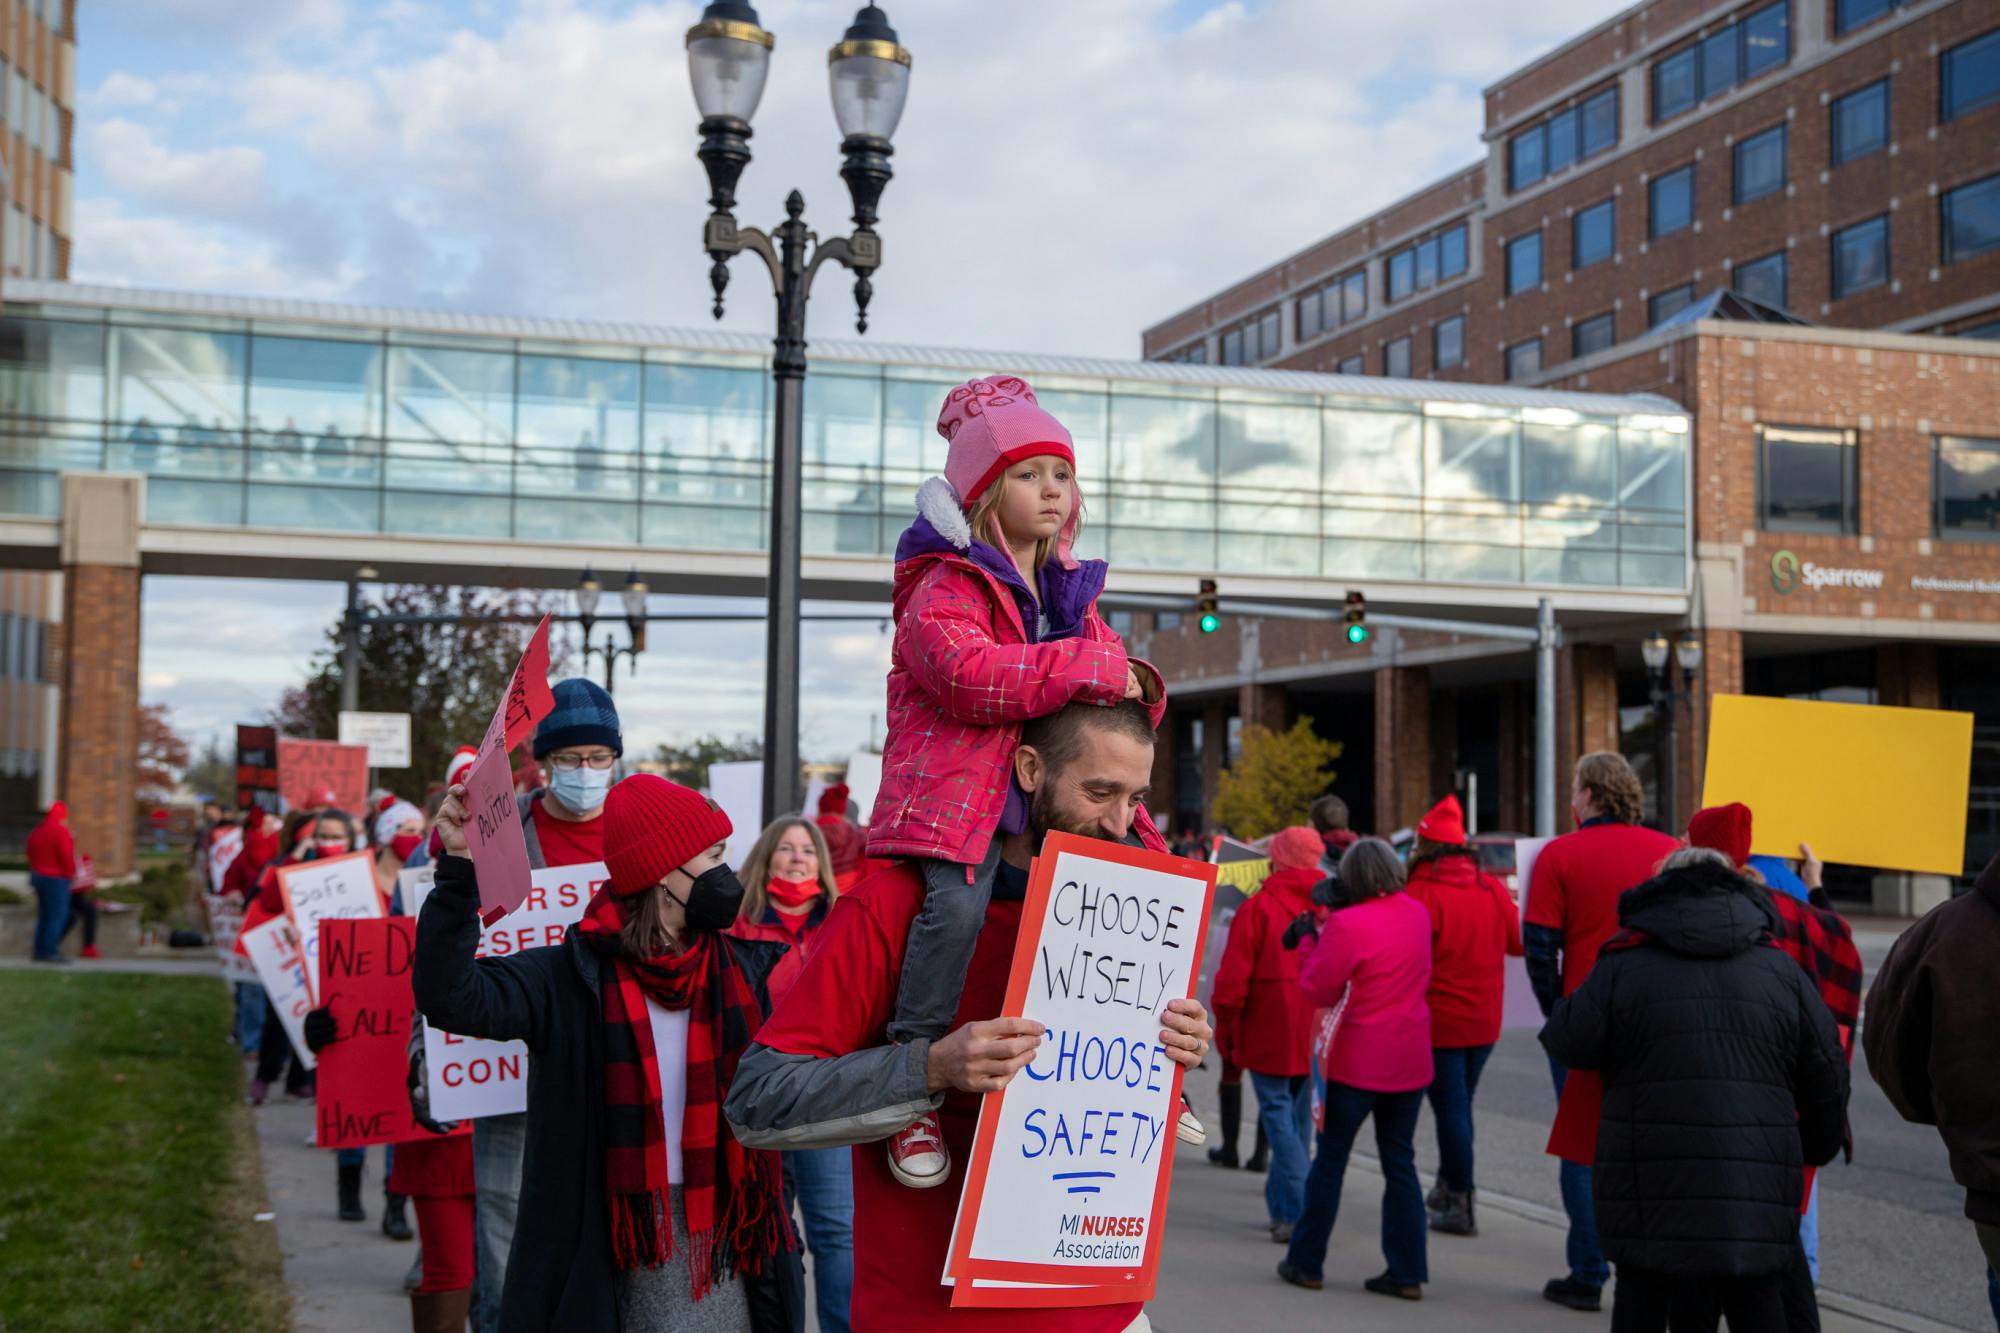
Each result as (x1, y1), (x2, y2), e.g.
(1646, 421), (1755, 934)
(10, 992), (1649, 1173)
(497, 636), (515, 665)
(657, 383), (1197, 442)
(1402, 795), (1522, 1239)
(417, 773), (802, 1332)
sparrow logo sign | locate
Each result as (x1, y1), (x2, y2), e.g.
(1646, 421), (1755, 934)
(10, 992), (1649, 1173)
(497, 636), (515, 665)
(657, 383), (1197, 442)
(1770, 549), (1884, 595)
(1771, 549), (1800, 594)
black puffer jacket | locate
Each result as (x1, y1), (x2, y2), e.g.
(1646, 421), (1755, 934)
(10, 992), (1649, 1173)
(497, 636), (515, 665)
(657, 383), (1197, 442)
(1540, 858), (1848, 1277)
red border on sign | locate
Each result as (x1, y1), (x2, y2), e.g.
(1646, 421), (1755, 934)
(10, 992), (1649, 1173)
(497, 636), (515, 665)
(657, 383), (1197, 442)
(945, 831), (1217, 1306)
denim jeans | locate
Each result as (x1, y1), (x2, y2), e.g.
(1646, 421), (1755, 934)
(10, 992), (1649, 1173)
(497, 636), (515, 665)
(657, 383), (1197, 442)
(1283, 1080), (1427, 1285)
(786, 1147), (854, 1333)
(29, 873), (70, 959)
(1250, 1071), (1314, 1225)
(1548, 1055), (1610, 1288)
(1800, 1177), (1819, 1283)
(336, 1144), (395, 1176)
(891, 844), (1001, 1043)
(472, 1112), (528, 1333)
(1426, 1043), (1494, 1193)
(233, 983), (267, 1056)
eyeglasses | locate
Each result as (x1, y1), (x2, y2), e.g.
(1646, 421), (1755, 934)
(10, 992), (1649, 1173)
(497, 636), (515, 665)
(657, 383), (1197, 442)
(546, 753), (618, 772)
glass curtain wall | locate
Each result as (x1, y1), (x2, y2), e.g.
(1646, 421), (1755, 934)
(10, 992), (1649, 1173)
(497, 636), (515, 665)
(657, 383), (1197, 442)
(0, 305), (1690, 592)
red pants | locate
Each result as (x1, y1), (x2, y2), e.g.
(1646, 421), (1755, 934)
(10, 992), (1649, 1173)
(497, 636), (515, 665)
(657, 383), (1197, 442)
(413, 1195), (476, 1293)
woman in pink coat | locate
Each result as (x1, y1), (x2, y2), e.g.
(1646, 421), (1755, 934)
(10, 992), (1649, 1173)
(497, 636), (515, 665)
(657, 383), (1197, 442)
(1277, 838), (1434, 1301)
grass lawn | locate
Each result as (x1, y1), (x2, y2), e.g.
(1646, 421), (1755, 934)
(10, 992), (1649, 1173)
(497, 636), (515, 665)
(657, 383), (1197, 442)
(0, 970), (290, 1331)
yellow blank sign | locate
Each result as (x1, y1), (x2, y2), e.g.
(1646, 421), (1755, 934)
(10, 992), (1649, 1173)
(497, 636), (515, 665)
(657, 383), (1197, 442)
(1701, 694), (1973, 876)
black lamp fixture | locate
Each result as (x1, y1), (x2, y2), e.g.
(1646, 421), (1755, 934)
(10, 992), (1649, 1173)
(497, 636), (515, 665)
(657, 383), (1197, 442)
(688, 2), (911, 822)
(575, 566), (648, 695)
(1642, 628), (1704, 832)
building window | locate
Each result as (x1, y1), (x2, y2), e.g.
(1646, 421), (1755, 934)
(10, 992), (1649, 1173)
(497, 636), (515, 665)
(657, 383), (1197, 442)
(1831, 78), (1890, 165)
(1336, 354), (1365, 375)
(1941, 30), (2000, 123)
(1961, 317), (2000, 340)
(1506, 231), (1542, 295)
(1157, 340), (1207, 365)
(1649, 283), (1697, 327)
(1433, 315), (1465, 370)
(1937, 435), (2000, 540)
(1508, 85), (1619, 191)
(1505, 338), (1542, 381)
(1733, 124), (1786, 204)
(1649, 164), (1695, 238)
(1652, 2), (1790, 123)
(1732, 250), (1788, 308)
(1107, 610), (1135, 635)
(1836, 0), (1902, 35)
(1386, 223), (1469, 302)
(1383, 336), (1412, 379)
(1943, 173), (2000, 265)
(1572, 198), (1615, 269)
(1155, 612), (1181, 632)
(1219, 307), (1283, 366)
(1297, 266), (1369, 341)
(1760, 425), (1857, 533)
(1572, 312), (1616, 358)
(1831, 214), (1890, 298)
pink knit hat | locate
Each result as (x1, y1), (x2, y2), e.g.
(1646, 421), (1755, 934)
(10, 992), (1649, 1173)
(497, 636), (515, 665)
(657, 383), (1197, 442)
(935, 376), (1076, 509)
(1268, 825), (1324, 871)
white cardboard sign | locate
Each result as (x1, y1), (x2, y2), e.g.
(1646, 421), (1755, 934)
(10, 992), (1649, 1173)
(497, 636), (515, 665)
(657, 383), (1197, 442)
(338, 710), (412, 768)
(208, 827), (244, 894)
(277, 850), (384, 1004)
(241, 916), (317, 1070)
(1513, 835), (1554, 925)
(204, 893), (259, 984)
(410, 861), (603, 1120)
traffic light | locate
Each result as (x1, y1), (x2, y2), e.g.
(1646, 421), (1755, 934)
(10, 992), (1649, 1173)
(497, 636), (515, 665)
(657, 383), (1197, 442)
(1343, 589), (1369, 644)
(1197, 579), (1220, 633)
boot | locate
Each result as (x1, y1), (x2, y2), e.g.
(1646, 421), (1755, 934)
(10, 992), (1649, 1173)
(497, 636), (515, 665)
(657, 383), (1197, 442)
(1244, 1121), (1270, 1174)
(382, 1191), (414, 1240)
(410, 1287), (472, 1332)
(1425, 1173), (1447, 1215)
(337, 1162), (366, 1222)
(1207, 1081), (1242, 1168)
(1429, 1188), (1477, 1237)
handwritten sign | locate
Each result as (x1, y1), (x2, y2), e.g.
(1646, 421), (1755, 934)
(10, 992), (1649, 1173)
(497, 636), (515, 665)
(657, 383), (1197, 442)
(464, 745), (532, 920)
(236, 723), (281, 814)
(409, 862), (602, 1119)
(204, 892), (260, 984)
(314, 917), (462, 1149)
(479, 613), (556, 761)
(277, 737), (370, 816)
(277, 850), (383, 1003)
(207, 826), (244, 895)
(945, 832), (1216, 1307)
(240, 916), (316, 1070)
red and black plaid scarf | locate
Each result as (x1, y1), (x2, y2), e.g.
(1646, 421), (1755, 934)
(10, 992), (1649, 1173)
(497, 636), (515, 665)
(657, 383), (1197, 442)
(576, 888), (791, 1296)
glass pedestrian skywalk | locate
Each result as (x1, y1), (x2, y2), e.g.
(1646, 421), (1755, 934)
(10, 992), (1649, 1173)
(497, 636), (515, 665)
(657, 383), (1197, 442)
(0, 281), (1690, 590)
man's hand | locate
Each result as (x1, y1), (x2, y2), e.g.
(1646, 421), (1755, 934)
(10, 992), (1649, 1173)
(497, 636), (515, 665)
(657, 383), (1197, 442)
(1798, 842), (1824, 891)
(1158, 997), (1212, 1071)
(927, 1018), (1045, 1094)
(434, 783), (471, 857)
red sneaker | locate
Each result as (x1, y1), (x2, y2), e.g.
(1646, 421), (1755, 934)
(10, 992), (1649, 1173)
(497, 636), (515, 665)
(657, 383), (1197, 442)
(79, 945), (101, 960)
(887, 1112), (949, 1188)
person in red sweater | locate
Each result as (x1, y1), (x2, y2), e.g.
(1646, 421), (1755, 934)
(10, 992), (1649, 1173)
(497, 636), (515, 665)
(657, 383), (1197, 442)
(1211, 824), (1323, 1243)
(1401, 795), (1522, 1238)
(1523, 752), (1680, 1313)
(26, 801), (78, 963)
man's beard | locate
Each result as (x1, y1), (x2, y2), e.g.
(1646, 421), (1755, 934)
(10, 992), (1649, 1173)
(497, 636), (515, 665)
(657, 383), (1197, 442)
(1027, 781), (1120, 847)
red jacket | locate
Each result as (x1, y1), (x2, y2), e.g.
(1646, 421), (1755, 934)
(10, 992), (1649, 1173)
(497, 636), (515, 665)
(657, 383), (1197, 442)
(729, 900), (832, 1012)
(25, 815), (76, 879)
(1209, 866), (1320, 1076)
(1404, 853), (1523, 1048)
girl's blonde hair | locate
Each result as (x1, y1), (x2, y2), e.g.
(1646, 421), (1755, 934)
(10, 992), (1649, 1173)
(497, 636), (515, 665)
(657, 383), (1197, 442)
(967, 461), (1084, 572)
(735, 816), (838, 922)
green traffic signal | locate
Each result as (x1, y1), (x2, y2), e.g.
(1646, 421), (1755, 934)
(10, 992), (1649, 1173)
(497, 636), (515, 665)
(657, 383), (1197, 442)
(1200, 612), (1221, 634)
(1346, 622), (1370, 644)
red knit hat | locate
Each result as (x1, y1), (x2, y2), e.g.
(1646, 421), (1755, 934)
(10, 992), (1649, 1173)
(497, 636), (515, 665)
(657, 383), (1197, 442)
(1268, 826), (1324, 871)
(603, 774), (734, 898)
(817, 783), (851, 818)
(1417, 795), (1467, 846)
(1687, 803), (1753, 869)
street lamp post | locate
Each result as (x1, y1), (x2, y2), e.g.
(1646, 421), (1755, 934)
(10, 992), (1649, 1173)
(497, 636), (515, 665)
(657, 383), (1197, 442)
(686, 1), (911, 823)
(574, 567), (652, 696)
(1642, 630), (1705, 831)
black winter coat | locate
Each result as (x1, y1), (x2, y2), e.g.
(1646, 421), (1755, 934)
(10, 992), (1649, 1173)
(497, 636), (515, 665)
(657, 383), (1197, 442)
(1540, 859), (1849, 1277)
(1864, 852), (2000, 1226)
(413, 854), (804, 1333)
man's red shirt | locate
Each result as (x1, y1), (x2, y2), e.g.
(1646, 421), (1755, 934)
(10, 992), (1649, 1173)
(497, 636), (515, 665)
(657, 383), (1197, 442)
(754, 860), (1143, 1333)
(1524, 821), (1681, 995)
(531, 797), (602, 868)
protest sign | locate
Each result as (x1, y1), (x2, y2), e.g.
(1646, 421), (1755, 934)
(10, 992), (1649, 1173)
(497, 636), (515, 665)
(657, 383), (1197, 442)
(1701, 694), (1974, 875)
(477, 612), (556, 760)
(277, 850), (383, 1003)
(314, 917), (466, 1149)
(235, 724), (280, 814)
(338, 710), (412, 768)
(464, 743), (532, 920)
(707, 760), (763, 870)
(843, 750), (883, 825)
(208, 825), (244, 894)
(204, 892), (259, 984)
(240, 916), (316, 1070)
(1512, 835), (1552, 925)
(408, 861), (602, 1119)
(945, 831), (1216, 1307)
(277, 737), (370, 816)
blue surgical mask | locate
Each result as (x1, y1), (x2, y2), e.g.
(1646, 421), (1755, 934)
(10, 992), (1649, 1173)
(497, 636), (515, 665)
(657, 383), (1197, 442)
(548, 764), (614, 816)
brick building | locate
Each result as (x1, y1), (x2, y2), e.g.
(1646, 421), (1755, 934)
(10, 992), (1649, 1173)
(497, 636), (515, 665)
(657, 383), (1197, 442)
(1135, 316), (2000, 911)
(1140, 0), (2000, 382)
(0, 0), (73, 282)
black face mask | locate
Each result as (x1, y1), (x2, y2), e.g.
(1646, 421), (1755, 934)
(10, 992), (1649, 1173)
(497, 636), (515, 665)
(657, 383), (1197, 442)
(667, 865), (746, 931)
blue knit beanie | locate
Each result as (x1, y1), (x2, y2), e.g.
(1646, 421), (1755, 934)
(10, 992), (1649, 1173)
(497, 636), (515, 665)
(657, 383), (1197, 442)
(533, 678), (623, 758)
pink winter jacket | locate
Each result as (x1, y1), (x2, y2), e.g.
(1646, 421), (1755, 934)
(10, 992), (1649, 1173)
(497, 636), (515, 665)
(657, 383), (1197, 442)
(867, 551), (1168, 864)
(1296, 892), (1434, 1093)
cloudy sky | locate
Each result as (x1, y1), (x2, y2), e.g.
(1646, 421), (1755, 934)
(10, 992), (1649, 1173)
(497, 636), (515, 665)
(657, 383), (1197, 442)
(87, 0), (1626, 768)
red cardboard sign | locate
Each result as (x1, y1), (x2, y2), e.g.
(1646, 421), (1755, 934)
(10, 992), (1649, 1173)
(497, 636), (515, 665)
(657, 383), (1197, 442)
(496, 613), (556, 757)
(278, 737), (370, 816)
(313, 917), (465, 1149)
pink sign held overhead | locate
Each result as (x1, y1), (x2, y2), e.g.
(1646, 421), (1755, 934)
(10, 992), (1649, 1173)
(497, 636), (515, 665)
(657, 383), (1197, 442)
(464, 742), (532, 922)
